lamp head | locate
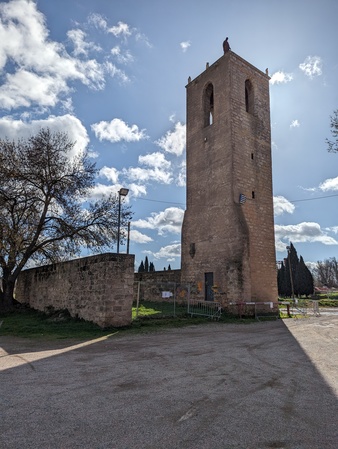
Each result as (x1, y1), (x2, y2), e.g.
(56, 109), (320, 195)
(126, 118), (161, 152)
(119, 188), (129, 197)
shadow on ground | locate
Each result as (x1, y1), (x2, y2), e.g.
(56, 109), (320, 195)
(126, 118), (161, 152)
(0, 316), (337, 449)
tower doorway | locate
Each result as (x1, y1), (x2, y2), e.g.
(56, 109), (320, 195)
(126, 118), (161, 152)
(205, 272), (214, 301)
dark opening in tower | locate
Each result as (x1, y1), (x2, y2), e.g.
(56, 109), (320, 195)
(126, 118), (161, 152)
(245, 79), (254, 114)
(204, 83), (214, 126)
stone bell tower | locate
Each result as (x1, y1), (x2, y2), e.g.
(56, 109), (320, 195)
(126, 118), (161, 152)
(181, 43), (277, 303)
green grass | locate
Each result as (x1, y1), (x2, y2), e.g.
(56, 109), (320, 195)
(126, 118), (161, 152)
(0, 308), (114, 339)
(4, 296), (336, 340)
(318, 299), (338, 307)
(318, 292), (338, 300)
(1, 302), (257, 339)
(278, 297), (338, 308)
(132, 300), (188, 319)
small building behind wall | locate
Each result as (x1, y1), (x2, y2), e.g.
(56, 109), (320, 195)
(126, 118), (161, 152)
(181, 45), (278, 305)
(15, 253), (135, 328)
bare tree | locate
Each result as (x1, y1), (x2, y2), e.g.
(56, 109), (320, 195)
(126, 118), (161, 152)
(314, 258), (338, 288)
(0, 128), (132, 310)
(326, 109), (338, 153)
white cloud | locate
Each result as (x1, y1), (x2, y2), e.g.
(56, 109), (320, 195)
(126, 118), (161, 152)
(91, 16), (151, 48)
(111, 46), (134, 64)
(306, 261), (317, 272)
(99, 166), (119, 184)
(326, 226), (338, 234)
(91, 118), (148, 143)
(149, 243), (181, 261)
(0, 114), (89, 157)
(128, 183), (147, 198)
(273, 196), (295, 216)
(67, 29), (101, 57)
(155, 122), (186, 156)
(298, 185), (317, 192)
(135, 31), (152, 48)
(0, 70), (69, 110)
(123, 166), (172, 184)
(87, 13), (108, 31)
(319, 176), (338, 191)
(87, 183), (119, 200)
(108, 21), (131, 38)
(0, 1), (127, 110)
(139, 152), (171, 169)
(299, 56), (322, 78)
(61, 97), (74, 113)
(176, 160), (186, 187)
(130, 229), (153, 244)
(133, 207), (184, 235)
(270, 71), (293, 85)
(180, 41), (191, 52)
(290, 119), (300, 128)
(275, 222), (338, 252)
(104, 61), (129, 83)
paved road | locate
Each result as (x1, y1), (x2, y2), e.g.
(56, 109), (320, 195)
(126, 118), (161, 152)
(1, 316), (337, 449)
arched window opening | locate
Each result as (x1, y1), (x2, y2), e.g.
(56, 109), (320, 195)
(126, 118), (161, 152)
(204, 83), (214, 126)
(245, 79), (254, 114)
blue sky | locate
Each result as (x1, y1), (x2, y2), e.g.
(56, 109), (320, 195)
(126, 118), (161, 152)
(0, 0), (337, 271)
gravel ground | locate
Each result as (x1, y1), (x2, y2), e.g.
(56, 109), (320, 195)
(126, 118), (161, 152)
(0, 316), (337, 449)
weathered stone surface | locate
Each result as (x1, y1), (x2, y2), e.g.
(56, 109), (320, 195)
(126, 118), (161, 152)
(15, 253), (135, 328)
(181, 50), (278, 305)
(134, 270), (181, 302)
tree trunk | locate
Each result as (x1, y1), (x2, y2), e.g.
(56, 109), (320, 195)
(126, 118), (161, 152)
(0, 273), (16, 312)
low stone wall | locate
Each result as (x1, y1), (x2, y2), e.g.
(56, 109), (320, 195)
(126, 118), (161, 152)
(134, 270), (182, 302)
(16, 253), (135, 328)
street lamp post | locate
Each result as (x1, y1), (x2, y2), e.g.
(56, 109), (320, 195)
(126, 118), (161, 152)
(117, 188), (129, 254)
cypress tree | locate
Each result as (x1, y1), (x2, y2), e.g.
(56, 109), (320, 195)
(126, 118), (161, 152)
(277, 261), (287, 297)
(284, 257), (292, 297)
(295, 256), (314, 297)
(138, 261), (145, 273)
(144, 256), (149, 272)
(289, 242), (299, 296)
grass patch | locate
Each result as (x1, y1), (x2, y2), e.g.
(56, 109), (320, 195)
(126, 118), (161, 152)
(132, 300), (188, 319)
(0, 307), (113, 339)
(1, 303), (258, 339)
(318, 293), (338, 300)
(318, 299), (338, 307)
(278, 298), (338, 308)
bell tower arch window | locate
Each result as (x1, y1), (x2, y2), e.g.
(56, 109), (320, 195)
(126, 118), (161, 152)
(245, 79), (254, 114)
(204, 83), (214, 126)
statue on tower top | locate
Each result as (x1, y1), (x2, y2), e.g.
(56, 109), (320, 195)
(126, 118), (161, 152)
(223, 37), (230, 54)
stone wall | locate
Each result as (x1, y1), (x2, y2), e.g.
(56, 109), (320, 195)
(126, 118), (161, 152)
(15, 253), (135, 328)
(134, 270), (182, 302)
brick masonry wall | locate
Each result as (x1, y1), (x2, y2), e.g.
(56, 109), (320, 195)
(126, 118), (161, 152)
(181, 50), (278, 304)
(15, 253), (135, 328)
(230, 53), (277, 302)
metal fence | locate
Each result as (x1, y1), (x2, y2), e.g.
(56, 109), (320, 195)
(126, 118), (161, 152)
(226, 301), (279, 320)
(133, 281), (222, 320)
(187, 299), (222, 320)
(291, 299), (321, 317)
(133, 280), (279, 321)
(133, 281), (190, 319)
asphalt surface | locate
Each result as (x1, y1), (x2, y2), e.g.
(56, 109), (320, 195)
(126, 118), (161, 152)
(1, 316), (337, 449)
